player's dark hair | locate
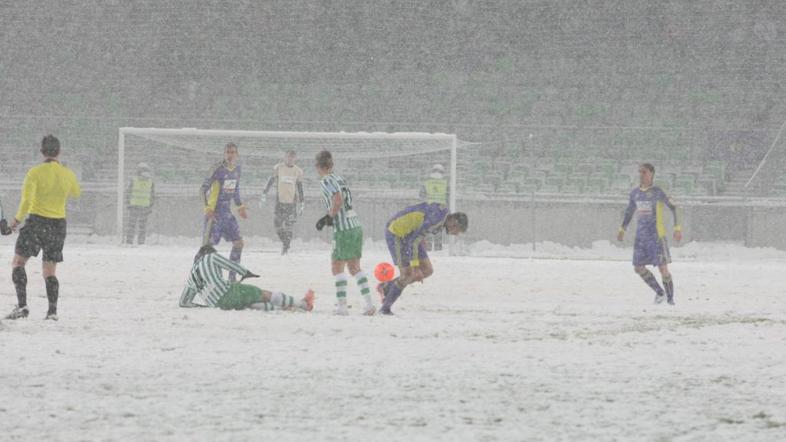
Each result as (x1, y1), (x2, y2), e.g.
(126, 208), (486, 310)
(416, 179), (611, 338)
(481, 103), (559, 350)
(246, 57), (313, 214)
(315, 150), (333, 170)
(449, 212), (469, 232)
(41, 135), (61, 157)
(225, 142), (238, 152)
(640, 163), (655, 174)
(286, 149), (296, 156)
(194, 245), (217, 263)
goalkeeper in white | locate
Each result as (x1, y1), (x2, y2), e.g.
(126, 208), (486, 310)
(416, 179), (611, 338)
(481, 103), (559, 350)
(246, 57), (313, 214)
(179, 245), (314, 311)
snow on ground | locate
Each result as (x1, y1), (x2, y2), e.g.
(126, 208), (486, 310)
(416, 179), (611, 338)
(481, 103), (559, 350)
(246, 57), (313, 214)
(1, 238), (785, 441)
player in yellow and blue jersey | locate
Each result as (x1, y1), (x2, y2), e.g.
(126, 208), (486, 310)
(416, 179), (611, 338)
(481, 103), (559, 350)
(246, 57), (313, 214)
(200, 142), (248, 281)
(617, 163), (682, 305)
(377, 202), (468, 315)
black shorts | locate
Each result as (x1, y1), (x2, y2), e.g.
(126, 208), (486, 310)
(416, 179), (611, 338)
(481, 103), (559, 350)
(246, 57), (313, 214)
(15, 215), (68, 262)
(274, 202), (297, 228)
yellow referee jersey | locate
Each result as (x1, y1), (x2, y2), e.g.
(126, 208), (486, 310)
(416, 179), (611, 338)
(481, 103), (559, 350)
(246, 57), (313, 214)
(15, 160), (81, 221)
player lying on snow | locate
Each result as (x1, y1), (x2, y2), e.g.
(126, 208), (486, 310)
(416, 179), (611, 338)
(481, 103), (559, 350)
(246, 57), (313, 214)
(179, 245), (314, 311)
(376, 202), (468, 315)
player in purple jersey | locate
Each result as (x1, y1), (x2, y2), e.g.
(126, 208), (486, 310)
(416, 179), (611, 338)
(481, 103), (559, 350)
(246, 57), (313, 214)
(377, 202), (468, 315)
(617, 163), (682, 305)
(200, 142), (248, 281)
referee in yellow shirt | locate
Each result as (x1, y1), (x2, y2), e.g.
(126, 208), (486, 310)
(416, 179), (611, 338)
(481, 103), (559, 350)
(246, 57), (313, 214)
(5, 135), (81, 321)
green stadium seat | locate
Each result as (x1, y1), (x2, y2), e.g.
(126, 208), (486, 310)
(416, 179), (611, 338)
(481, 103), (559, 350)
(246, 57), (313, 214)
(525, 176), (544, 189)
(561, 183), (582, 194)
(545, 175), (566, 188)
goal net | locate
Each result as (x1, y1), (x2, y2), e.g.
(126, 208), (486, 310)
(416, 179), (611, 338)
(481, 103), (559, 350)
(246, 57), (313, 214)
(116, 128), (458, 244)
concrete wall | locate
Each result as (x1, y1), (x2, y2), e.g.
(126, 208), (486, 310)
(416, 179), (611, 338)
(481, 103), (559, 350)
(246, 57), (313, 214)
(4, 188), (786, 250)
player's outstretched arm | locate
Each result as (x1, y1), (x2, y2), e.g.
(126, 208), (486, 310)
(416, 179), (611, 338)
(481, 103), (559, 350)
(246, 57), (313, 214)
(212, 253), (251, 278)
(263, 174), (276, 196)
(618, 192), (636, 241)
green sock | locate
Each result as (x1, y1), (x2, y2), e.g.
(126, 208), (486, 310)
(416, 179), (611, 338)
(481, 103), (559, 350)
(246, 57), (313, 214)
(335, 273), (348, 304)
(354, 271), (373, 306)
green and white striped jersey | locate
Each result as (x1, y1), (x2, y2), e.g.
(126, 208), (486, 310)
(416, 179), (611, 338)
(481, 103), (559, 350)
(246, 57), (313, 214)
(179, 253), (248, 307)
(320, 172), (361, 232)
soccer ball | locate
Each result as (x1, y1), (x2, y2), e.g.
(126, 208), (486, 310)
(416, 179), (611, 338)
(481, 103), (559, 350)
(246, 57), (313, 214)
(374, 262), (395, 282)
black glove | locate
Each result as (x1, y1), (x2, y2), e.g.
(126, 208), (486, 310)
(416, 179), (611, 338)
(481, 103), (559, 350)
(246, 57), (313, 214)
(0, 219), (11, 236)
(315, 214), (334, 231)
(240, 270), (260, 282)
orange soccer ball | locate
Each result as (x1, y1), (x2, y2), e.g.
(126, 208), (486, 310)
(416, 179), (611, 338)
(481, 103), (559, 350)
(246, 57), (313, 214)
(374, 262), (395, 282)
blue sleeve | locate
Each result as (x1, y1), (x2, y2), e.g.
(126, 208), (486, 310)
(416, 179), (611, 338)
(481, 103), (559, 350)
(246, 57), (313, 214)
(621, 191), (636, 229)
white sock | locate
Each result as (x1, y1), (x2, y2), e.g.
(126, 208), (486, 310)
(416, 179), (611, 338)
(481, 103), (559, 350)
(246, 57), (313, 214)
(270, 292), (295, 309)
(354, 271), (374, 307)
(335, 273), (348, 304)
(250, 302), (275, 311)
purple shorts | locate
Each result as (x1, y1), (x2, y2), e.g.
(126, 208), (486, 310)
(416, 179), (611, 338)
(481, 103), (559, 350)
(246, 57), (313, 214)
(385, 230), (428, 268)
(204, 212), (241, 245)
(633, 235), (671, 267)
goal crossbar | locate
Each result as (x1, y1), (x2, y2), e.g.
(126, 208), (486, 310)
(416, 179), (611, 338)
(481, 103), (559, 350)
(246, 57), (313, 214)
(116, 127), (458, 239)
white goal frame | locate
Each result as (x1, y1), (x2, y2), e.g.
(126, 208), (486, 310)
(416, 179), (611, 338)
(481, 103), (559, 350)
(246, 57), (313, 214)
(116, 127), (458, 238)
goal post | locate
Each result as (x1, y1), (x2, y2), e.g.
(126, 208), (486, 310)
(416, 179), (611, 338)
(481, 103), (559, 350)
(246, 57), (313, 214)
(116, 127), (460, 241)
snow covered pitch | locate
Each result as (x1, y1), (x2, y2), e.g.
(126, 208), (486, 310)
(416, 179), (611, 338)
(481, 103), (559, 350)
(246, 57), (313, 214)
(1, 239), (785, 441)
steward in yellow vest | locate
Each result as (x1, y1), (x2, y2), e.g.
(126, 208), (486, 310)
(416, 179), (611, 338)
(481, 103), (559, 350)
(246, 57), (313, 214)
(419, 164), (450, 250)
(125, 163), (156, 245)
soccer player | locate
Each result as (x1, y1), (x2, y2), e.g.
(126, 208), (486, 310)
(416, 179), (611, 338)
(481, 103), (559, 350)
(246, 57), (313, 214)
(5, 135), (81, 320)
(617, 163), (682, 305)
(179, 245), (314, 311)
(125, 162), (156, 245)
(314, 150), (375, 316)
(262, 150), (305, 255)
(377, 202), (468, 315)
(201, 142), (247, 281)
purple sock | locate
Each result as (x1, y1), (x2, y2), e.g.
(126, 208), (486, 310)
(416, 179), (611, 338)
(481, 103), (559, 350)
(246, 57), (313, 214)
(636, 268), (664, 295)
(381, 280), (404, 310)
(229, 246), (242, 281)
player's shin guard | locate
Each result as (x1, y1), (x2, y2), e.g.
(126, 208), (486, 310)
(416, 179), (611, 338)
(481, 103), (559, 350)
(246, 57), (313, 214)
(663, 275), (674, 302)
(228, 245), (243, 281)
(636, 268), (664, 295)
(354, 271), (374, 308)
(335, 273), (348, 306)
(45, 276), (59, 315)
(12, 267), (27, 308)
(270, 292), (296, 310)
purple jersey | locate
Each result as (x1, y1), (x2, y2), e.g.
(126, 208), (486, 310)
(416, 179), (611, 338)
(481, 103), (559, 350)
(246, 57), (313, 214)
(621, 186), (678, 240)
(621, 186), (678, 266)
(201, 162), (243, 213)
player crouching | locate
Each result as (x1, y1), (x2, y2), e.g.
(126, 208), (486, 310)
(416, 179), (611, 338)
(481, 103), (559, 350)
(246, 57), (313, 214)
(377, 203), (468, 315)
(179, 245), (314, 312)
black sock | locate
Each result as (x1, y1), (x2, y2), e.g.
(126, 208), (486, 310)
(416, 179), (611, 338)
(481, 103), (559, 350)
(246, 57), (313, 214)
(12, 267), (27, 308)
(45, 276), (59, 314)
(663, 275), (674, 300)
